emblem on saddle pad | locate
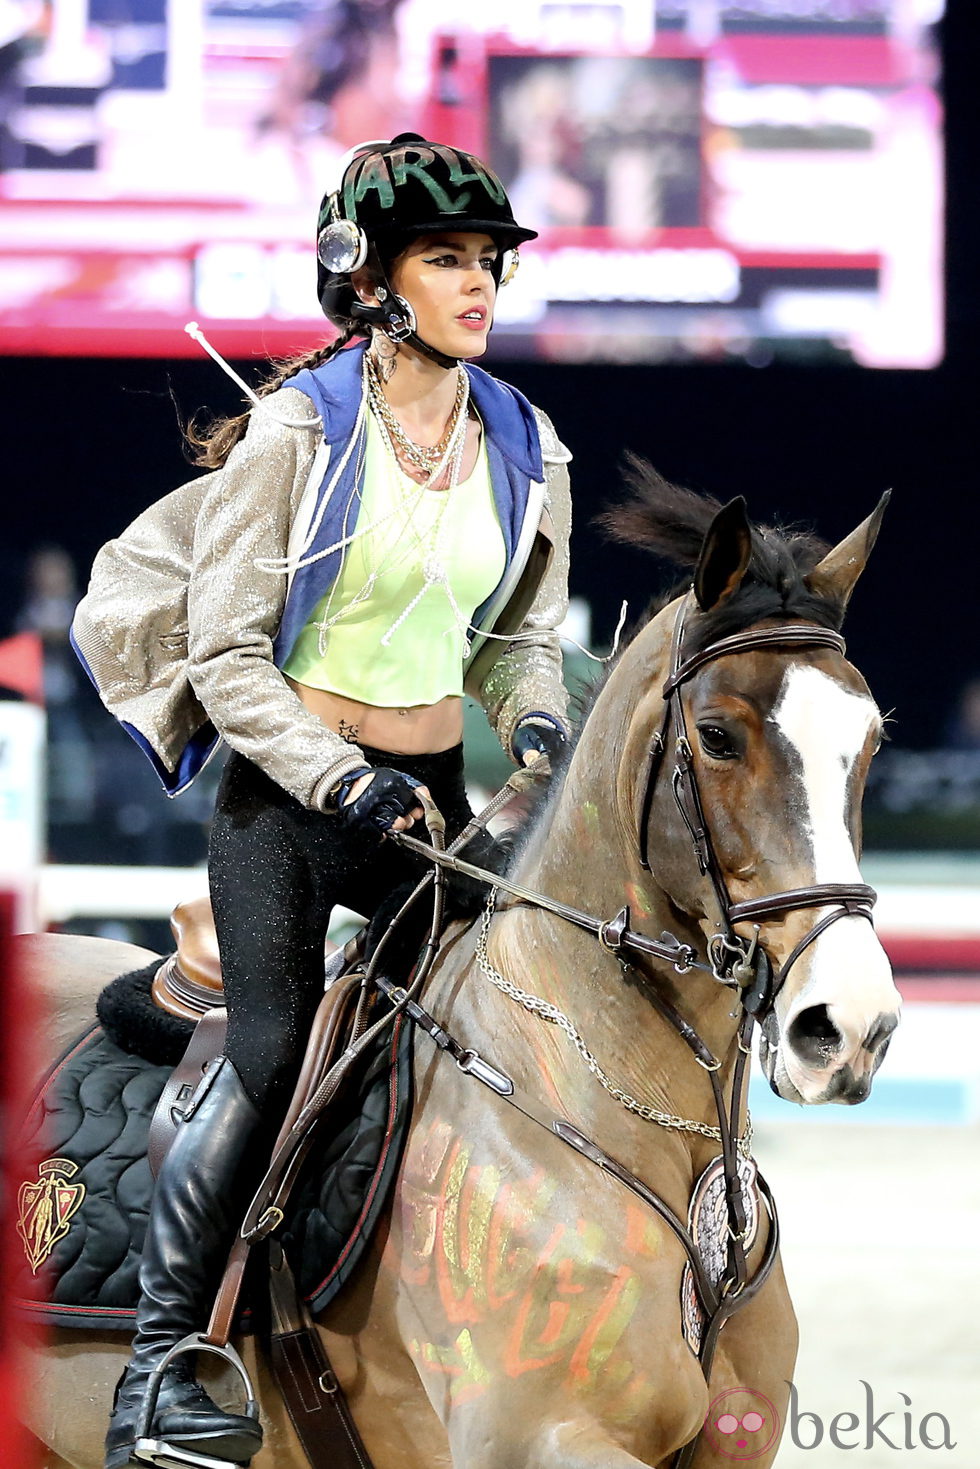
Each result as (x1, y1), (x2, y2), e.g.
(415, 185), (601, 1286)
(681, 1155), (759, 1354)
(17, 1157), (86, 1274)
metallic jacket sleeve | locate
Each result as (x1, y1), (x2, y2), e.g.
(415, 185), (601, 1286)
(186, 390), (370, 810)
(477, 407), (572, 757)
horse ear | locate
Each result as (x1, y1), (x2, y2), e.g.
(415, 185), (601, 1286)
(804, 491), (890, 609)
(693, 497), (753, 611)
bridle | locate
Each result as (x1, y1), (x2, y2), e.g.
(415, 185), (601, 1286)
(636, 594), (877, 1018)
(396, 596), (878, 1026)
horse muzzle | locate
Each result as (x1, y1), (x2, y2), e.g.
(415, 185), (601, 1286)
(761, 974), (901, 1106)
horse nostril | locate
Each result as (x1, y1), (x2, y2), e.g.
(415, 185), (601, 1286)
(787, 1003), (843, 1068)
(864, 1011), (899, 1053)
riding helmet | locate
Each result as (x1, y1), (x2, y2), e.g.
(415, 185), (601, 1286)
(315, 133), (536, 362)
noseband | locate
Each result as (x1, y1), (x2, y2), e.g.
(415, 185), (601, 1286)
(636, 596), (877, 1017)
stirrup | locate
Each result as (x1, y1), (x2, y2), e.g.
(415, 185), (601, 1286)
(133, 1446), (247, 1469)
(132, 1332), (260, 1469)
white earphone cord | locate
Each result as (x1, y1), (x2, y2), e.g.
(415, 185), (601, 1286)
(184, 322), (321, 430)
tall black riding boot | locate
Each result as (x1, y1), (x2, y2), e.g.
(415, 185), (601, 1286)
(104, 1057), (267, 1469)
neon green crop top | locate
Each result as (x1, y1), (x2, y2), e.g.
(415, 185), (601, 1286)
(281, 412), (506, 706)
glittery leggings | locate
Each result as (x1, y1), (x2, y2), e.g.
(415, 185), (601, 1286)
(208, 744), (475, 1117)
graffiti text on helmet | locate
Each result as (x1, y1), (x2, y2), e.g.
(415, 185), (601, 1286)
(345, 143), (507, 221)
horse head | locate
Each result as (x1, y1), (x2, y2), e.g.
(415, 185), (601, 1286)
(587, 467), (901, 1108)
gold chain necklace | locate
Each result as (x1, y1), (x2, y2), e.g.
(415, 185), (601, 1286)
(366, 353), (467, 476)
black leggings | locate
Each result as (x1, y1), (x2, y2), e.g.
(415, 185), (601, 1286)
(208, 745), (475, 1116)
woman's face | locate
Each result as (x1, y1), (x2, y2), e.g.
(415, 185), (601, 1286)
(387, 232), (499, 360)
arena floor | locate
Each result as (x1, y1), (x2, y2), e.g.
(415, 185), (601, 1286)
(753, 1121), (980, 1467)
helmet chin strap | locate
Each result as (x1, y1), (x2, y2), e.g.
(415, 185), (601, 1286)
(397, 331), (461, 372)
(349, 273), (462, 372)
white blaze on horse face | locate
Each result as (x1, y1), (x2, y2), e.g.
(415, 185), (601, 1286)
(769, 665), (901, 1105)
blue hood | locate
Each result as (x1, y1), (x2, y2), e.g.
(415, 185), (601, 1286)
(286, 339), (543, 478)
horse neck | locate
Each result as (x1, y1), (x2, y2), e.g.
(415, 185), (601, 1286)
(493, 622), (747, 1155)
(513, 601), (680, 948)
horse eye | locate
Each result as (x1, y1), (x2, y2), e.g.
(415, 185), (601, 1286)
(698, 724), (737, 760)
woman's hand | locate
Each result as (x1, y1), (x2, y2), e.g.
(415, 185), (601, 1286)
(511, 716), (569, 769)
(335, 768), (430, 835)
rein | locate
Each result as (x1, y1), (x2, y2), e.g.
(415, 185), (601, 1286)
(391, 833), (706, 974)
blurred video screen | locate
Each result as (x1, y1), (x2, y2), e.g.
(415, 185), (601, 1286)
(0, 0), (944, 365)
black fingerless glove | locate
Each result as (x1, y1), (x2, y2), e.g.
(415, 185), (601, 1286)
(511, 715), (569, 769)
(335, 767), (424, 836)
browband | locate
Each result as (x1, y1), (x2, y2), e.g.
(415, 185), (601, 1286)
(662, 623), (846, 698)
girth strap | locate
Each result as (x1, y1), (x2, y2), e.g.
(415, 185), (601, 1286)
(268, 1242), (375, 1469)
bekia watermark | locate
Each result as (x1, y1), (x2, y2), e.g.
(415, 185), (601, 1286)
(787, 1383), (956, 1452)
(704, 1383), (957, 1459)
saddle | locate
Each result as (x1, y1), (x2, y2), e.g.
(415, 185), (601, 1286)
(151, 896), (225, 1022)
(19, 894), (389, 1469)
(156, 894), (352, 1021)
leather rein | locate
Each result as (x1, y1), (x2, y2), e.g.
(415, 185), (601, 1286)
(389, 596), (879, 1467)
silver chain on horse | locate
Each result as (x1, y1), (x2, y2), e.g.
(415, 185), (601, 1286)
(476, 891), (753, 1155)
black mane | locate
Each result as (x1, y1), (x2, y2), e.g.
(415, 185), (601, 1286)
(597, 455), (845, 652)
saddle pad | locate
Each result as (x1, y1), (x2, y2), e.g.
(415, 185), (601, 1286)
(12, 1017), (412, 1330)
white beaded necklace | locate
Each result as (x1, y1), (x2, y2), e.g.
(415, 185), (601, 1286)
(310, 362), (473, 656)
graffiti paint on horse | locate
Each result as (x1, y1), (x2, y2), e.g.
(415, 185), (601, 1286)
(393, 1118), (664, 1417)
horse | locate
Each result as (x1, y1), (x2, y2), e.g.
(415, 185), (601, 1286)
(21, 473), (902, 1469)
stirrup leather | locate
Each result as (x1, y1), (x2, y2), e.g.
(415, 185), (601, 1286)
(133, 1332), (260, 1469)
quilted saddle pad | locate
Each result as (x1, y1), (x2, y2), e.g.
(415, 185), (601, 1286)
(13, 1015), (411, 1331)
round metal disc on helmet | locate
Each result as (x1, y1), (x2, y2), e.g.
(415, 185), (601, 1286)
(316, 219), (368, 275)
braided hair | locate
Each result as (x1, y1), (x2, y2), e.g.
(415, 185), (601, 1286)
(185, 320), (367, 469)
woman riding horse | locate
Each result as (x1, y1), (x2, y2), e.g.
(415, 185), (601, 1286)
(72, 133), (574, 1469)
